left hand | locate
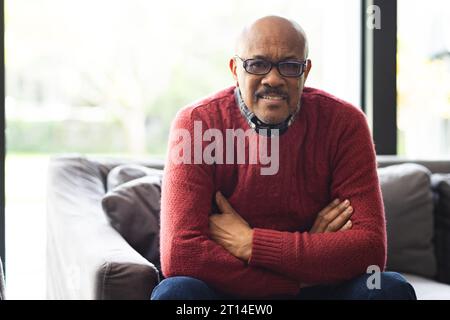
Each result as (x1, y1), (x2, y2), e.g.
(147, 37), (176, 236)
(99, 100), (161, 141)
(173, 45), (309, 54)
(209, 191), (254, 262)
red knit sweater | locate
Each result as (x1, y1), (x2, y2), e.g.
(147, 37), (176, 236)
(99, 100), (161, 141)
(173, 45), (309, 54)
(160, 86), (387, 298)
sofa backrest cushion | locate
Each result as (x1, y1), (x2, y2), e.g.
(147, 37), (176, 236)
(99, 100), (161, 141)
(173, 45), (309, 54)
(378, 163), (437, 278)
(102, 165), (163, 269)
(431, 174), (450, 283)
(107, 164), (163, 191)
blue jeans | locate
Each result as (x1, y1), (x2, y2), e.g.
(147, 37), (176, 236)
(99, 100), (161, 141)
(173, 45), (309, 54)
(151, 272), (417, 300)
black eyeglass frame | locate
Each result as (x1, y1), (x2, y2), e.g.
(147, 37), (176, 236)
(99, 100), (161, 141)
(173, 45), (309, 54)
(234, 55), (308, 78)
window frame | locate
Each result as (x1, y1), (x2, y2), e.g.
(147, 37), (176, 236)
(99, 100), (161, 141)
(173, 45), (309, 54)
(362, 0), (398, 155)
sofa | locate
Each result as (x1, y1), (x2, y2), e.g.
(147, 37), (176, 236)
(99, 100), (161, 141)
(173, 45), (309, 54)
(46, 155), (450, 300)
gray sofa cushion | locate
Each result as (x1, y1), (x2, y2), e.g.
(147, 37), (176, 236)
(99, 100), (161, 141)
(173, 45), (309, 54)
(431, 174), (450, 283)
(107, 164), (163, 191)
(432, 174), (450, 216)
(102, 167), (163, 269)
(378, 163), (437, 278)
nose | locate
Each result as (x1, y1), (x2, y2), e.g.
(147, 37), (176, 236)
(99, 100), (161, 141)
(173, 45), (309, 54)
(260, 66), (285, 88)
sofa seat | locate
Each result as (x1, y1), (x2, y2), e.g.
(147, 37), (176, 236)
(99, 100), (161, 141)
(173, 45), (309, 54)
(403, 273), (450, 300)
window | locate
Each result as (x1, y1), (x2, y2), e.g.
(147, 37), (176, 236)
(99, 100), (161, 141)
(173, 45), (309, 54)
(397, 0), (450, 157)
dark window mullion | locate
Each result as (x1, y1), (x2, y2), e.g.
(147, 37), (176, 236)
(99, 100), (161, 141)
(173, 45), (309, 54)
(362, 0), (397, 155)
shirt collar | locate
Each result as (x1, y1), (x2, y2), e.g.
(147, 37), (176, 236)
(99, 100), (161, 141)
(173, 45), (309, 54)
(233, 87), (299, 136)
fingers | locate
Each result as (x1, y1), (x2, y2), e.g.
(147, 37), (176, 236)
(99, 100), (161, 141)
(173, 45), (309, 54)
(310, 199), (354, 234)
(315, 198), (340, 220)
(320, 198), (341, 213)
(323, 199), (351, 223)
(215, 191), (236, 214)
(315, 199), (351, 232)
(339, 219), (353, 231)
(325, 205), (353, 232)
(311, 199), (340, 232)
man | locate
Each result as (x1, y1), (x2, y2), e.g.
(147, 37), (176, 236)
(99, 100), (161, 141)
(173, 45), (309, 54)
(151, 16), (416, 300)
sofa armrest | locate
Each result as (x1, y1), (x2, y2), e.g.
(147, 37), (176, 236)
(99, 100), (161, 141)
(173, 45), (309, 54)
(47, 156), (159, 300)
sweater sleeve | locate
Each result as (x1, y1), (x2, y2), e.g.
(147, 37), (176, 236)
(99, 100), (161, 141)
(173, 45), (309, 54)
(249, 109), (387, 284)
(160, 108), (300, 298)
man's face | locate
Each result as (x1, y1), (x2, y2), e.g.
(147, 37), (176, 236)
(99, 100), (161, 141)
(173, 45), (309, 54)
(230, 25), (311, 125)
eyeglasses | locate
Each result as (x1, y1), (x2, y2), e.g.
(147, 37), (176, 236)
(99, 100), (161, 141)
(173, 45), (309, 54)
(235, 55), (307, 77)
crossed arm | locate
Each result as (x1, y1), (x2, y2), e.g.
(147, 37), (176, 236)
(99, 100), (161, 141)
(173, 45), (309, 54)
(210, 191), (354, 268)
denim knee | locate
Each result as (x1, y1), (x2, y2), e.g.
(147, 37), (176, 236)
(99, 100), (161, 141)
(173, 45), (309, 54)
(368, 272), (417, 300)
(151, 276), (218, 300)
(334, 271), (417, 300)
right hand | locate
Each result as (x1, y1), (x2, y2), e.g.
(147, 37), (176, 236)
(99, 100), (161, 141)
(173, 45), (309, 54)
(300, 199), (353, 289)
(309, 199), (353, 234)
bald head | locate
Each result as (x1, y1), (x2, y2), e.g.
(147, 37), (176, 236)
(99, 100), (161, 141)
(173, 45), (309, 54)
(230, 16), (312, 126)
(235, 16), (309, 59)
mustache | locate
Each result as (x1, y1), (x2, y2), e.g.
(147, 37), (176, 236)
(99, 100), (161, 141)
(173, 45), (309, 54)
(255, 87), (288, 98)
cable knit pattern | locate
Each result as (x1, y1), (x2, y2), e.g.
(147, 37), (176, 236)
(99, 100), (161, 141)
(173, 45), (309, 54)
(160, 86), (387, 298)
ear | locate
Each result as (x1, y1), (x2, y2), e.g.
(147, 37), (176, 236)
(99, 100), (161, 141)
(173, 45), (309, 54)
(303, 59), (312, 82)
(229, 57), (239, 85)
